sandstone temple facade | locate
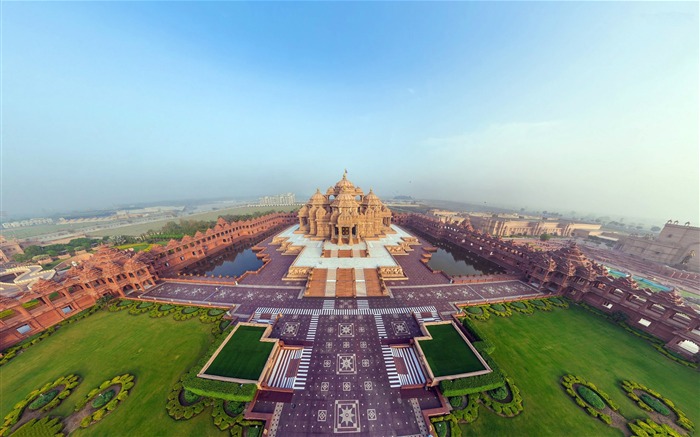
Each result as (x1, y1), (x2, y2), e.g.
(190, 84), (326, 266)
(0, 212), (296, 349)
(297, 171), (393, 244)
(395, 213), (700, 359)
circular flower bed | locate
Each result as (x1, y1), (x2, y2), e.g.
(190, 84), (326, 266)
(0, 374), (80, 436)
(561, 374), (618, 425)
(166, 379), (211, 420)
(129, 301), (154, 315)
(481, 378), (524, 417)
(548, 297), (569, 308)
(108, 299), (135, 312)
(173, 306), (202, 321)
(621, 380), (694, 432)
(199, 308), (226, 323)
(463, 306), (490, 321)
(74, 374), (135, 429)
(487, 303), (513, 317)
(507, 300), (535, 314)
(149, 303), (178, 318)
(531, 299), (553, 311)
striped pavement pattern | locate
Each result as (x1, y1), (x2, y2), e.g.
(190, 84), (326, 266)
(322, 300), (335, 310)
(374, 313), (387, 339)
(357, 299), (370, 310)
(392, 347), (426, 386)
(381, 346), (401, 388)
(253, 306), (438, 317)
(306, 314), (319, 341)
(414, 310), (440, 324)
(293, 347), (312, 390)
(266, 348), (302, 389)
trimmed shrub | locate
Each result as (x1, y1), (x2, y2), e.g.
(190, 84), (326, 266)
(74, 374), (135, 428)
(576, 386), (605, 410)
(182, 374), (256, 402)
(28, 389), (59, 410)
(488, 303), (512, 317)
(628, 418), (685, 437)
(621, 380), (693, 431)
(507, 300), (535, 315)
(481, 377), (523, 417)
(489, 385), (509, 401)
(91, 389), (115, 409)
(640, 393), (671, 416)
(561, 374), (617, 424)
(10, 417), (63, 437)
(449, 396), (463, 408)
(434, 421), (447, 437)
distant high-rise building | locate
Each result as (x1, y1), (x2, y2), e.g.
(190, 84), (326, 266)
(259, 193), (296, 206)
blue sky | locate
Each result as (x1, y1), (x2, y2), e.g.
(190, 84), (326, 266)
(2, 2), (698, 223)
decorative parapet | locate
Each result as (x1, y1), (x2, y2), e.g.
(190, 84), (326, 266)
(378, 266), (406, 279)
(286, 266), (312, 280)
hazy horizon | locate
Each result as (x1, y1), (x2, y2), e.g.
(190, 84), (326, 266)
(2, 2), (698, 225)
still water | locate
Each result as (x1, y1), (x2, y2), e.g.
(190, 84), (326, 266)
(414, 232), (504, 276)
(184, 247), (263, 277)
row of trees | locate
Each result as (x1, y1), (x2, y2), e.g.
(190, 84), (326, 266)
(12, 237), (108, 263)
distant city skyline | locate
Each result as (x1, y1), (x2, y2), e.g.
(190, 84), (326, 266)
(2, 2), (698, 224)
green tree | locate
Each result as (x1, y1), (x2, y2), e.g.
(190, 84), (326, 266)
(540, 233), (551, 241)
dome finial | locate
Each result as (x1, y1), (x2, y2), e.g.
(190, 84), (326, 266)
(343, 168), (348, 179)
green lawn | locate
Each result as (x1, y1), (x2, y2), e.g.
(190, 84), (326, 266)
(0, 310), (227, 436)
(460, 306), (700, 436)
(204, 326), (273, 381)
(419, 324), (486, 377)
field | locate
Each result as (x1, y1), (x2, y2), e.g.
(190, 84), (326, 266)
(87, 205), (299, 238)
(0, 310), (227, 436)
(3, 205), (299, 241)
(460, 305), (700, 436)
(203, 325), (273, 381)
(419, 324), (486, 377)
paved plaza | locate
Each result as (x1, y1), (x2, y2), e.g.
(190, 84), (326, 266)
(137, 226), (546, 436)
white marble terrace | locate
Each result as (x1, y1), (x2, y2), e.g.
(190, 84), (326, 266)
(275, 224), (413, 269)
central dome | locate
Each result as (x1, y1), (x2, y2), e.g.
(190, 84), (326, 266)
(297, 171), (393, 244)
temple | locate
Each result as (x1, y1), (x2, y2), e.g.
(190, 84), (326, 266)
(297, 171), (393, 244)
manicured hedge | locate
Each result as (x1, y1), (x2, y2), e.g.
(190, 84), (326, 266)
(576, 386), (605, 410)
(91, 389), (115, 409)
(628, 418), (685, 437)
(75, 374), (135, 429)
(28, 389), (59, 410)
(507, 300), (535, 314)
(9, 417), (63, 437)
(166, 379), (211, 420)
(560, 374), (618, 425)
(487, 303), (512, 317)
(182, 374), (257, 402)
(0, 374), (81, 436)
(621, 380), (694, 432)
(173, 306), (202, 321)
(439, 342), (505, 397)
(449, 396), (463, 408)
(463, 305), (490, 321)
(640, 393), (671, 416)
(489, 385), (508, 401)
(481, 377), (524, 417)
